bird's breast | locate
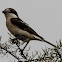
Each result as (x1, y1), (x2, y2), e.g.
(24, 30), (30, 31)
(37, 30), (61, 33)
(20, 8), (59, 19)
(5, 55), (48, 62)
(6, 19), (19, 35)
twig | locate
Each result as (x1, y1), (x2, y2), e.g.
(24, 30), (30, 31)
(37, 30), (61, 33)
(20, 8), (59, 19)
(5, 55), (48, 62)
(54, 48), (62, 60)
(11, 38), (27, 59)
(0, 44), (19, 60)
(0, 43), (44, 62)
(16, 43), (27, 59)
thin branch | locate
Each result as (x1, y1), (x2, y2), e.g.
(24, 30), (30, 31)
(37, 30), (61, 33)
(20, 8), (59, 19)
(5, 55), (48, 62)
(0, 43), (19, 60)
(10, 38), (27, 59)
(16, 43), (27, 59)
(54, 48), (62, 60)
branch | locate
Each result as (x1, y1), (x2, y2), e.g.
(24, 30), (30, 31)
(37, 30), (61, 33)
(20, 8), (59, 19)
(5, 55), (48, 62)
(11, 38), (28, 59)
(0, 43), (19, 61)
(54, 48), (62, 60)
(16, 43), (27, 59)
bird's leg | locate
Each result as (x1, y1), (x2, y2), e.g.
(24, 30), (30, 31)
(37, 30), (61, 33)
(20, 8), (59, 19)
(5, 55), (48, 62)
(12, 35), (30, 51)
(11, 37), (27, 59)
(15, 41), (27, 59)
(23, 41), (29, 51)
(11, 37), (20, 44)
(15, 35), (30, 50)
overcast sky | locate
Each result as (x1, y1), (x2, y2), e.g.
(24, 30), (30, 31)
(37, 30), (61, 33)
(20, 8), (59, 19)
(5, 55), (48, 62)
(0, 0), (62, 62)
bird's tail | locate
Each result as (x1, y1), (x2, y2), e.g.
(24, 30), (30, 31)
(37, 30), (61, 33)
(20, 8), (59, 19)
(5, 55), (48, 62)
(34, 35), (56, 47)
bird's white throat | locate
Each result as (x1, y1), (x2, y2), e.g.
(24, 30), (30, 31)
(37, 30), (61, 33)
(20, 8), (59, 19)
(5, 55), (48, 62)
(5, 13), (18, 19)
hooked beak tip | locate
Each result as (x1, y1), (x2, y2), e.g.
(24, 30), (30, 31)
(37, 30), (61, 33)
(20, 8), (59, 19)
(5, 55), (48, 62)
(2, 11), (3, 13)
(2, 11), (5, 13)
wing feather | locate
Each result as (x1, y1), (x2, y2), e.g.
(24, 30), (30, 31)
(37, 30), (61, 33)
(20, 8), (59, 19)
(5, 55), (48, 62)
(11, 18), (39, 36)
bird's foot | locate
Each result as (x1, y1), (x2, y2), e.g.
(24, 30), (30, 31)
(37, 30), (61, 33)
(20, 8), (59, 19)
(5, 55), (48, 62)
(10, 38), (20, 44)
(20, 42), (25, 45)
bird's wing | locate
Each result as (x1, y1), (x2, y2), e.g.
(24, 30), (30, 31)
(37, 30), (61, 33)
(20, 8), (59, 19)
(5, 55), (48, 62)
(11, 18), (39, 36)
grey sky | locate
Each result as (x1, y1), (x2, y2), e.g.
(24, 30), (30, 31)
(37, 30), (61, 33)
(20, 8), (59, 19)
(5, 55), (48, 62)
(0, 0), (62, 61)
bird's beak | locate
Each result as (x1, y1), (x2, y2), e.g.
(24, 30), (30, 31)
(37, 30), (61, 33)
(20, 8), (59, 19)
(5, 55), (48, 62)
(2, 10), (6, 14)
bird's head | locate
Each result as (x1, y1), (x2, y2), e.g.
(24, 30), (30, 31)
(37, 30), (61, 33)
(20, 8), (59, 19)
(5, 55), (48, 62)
(2, 8), (18, 18)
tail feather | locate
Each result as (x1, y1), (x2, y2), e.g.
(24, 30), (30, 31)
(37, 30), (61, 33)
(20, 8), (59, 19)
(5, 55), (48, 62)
(35, 35), (56, 47)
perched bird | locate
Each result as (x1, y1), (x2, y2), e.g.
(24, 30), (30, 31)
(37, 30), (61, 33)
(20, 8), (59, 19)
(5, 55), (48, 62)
(2, 8), (56, 47)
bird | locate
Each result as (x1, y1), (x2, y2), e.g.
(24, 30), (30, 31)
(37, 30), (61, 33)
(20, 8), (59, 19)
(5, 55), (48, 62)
(2, 8), (56, 48)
